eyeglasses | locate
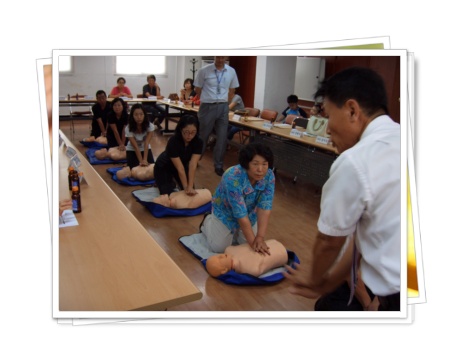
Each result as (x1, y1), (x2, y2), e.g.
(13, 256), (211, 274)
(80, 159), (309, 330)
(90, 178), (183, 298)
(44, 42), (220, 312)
(182, 130), (197, 136)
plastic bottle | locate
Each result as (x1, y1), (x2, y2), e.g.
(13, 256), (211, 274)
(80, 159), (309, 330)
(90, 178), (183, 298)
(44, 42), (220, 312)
(71, 186), (82, 213)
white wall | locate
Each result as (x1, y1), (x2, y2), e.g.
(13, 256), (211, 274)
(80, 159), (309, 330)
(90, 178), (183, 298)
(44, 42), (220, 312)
(59, 56), (185, 99)
(294, 57), (325, 101)
(257, 56), (297, 114)
(59, 56), (204, 115)
(59, 55), (321, 116)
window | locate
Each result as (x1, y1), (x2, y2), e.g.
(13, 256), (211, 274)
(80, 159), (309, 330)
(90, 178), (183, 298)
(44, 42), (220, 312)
(116, 56), (166, 75)
(59, 56), (72, 72)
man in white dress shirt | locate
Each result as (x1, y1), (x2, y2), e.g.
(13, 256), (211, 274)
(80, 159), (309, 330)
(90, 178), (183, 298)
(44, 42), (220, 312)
(284, 67), (401, 311)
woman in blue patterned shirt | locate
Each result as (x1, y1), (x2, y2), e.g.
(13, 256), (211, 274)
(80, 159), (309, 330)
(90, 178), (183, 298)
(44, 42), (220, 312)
(201, 143), (275, 255)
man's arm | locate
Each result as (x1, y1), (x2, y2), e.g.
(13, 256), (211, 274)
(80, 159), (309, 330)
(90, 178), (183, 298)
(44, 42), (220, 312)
(228, 88), (235, 103)
(143, 85), (151, 98)
(284, 231), (348, 297)
(194, 87), (202, 99)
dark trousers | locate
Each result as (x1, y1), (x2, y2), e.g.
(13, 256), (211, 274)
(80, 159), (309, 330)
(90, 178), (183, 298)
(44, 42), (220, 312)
(146, 104), (166, 123)
(378, 293), (400, 311)
(154, 165), (188, 195)
(315, 282), (400, 311)
(314, 282), (375, 311)
(126, 149), (155, 169)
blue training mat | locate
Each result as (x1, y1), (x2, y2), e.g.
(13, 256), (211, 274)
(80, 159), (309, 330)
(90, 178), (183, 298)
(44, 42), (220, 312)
(85, 148), (127, 165)
(106, 167), (156, 186)
(132, 187), (212, 218)
(179, 232), (300, 285)
(80, 140), (108, 149)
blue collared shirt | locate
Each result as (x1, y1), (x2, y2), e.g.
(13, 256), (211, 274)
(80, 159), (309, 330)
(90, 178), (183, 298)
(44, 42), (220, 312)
(194, 63), (239, 103)
(212, 165), (275, 232)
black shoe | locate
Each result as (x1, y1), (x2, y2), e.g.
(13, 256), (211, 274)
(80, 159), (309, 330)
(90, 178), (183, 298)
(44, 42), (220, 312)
(215, 168), (224, 176)
(199, 211), (211, 232)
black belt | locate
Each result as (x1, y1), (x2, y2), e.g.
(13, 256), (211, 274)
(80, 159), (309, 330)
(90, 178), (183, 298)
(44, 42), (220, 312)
(378, 292), (400, 311)
(205, 102), (227, 104)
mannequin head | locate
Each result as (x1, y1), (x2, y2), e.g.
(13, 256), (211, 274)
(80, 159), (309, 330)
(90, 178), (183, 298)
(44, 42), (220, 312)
(116, 166), (132, 180)
(94, 148), (108, 160)
(206, 254), (234, 277)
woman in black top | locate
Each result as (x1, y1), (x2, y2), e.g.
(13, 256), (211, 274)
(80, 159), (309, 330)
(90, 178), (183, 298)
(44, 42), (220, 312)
(106, 97), (129, 149)
(154, 114), (203, 195)
(179, 78), (196, 102)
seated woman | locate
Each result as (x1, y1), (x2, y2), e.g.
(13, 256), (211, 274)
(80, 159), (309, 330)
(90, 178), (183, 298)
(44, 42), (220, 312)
(82, 135), (108, 144)
(95, 147), (126, 161)
(179, 78), (196, 103)
(206, 239), (288, 278)
(152, 189), (212, 209)
(116, 164), (155, 181)
(109, 77), (133, 98)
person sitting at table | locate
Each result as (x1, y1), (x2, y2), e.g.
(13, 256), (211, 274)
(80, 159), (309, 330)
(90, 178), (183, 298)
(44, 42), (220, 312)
(95, 147), (126, 161)
(275, 94), (308, 123)
(154, 114), (203, 196)
(152, 189), (212, 209)
(142, 74), (166, 130)
(125, 103), (155, 170)
(205, 239), (288, 278)
(116, 164), (155, 181)
(310, 103), (323, 116)
(227, 92), (246, 141)
(82, 135), (108, 144)
(109, 77), (133, 98)
(179, 78), (196, 103)
(106, 97), (129, 150)
(89, 90), (112, 138)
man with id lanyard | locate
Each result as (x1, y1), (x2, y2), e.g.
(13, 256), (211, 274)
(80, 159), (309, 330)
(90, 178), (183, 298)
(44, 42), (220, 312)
(194, 56), (240, 176)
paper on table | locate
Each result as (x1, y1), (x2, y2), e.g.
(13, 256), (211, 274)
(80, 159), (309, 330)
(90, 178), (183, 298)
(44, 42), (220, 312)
(59, 209), (79, 228)
(273, 123), (292, 128)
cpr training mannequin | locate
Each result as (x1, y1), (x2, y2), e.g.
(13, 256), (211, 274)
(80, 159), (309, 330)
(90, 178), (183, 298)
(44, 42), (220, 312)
(116, 164), (154, 181)
(152, 189), (212, 209)
(82, 135), (108, 145)
(206, 239), (288, 277)
(95, 146), (126, 161)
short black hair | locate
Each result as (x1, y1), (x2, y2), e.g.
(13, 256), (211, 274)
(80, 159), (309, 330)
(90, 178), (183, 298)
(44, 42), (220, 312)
(314, 67), (389, 116)
(183, 78), (193, 87)
(287, 94), (299, 103)
(110, 97), (128, 113)
(116, 77), (126, 84)
(95, 90), (106, 97)
(147, 74), (156, 81)
(174, 114), (200, 138)
(238, 143), (274, 169)
(128, 103), (149, 133)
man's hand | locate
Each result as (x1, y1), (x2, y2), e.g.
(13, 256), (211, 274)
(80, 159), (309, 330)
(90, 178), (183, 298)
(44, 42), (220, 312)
(283, 263), (322, 299)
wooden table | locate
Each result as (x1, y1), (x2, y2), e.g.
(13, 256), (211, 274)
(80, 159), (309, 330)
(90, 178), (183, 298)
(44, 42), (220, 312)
(56, 131), (202, 313)
(156, 100), (199, 134)
(228, 116), (338, 186)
